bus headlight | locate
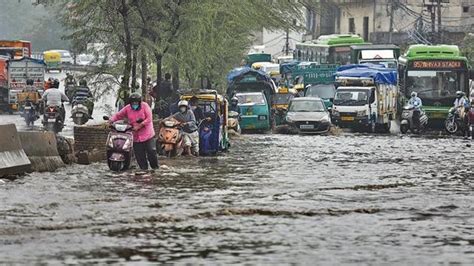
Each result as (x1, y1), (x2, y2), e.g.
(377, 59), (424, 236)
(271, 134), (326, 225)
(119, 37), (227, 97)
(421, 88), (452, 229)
(357, 110), (367, 117)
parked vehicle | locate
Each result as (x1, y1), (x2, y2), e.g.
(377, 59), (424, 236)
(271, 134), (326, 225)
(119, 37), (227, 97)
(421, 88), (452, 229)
(42, 105), (64, 133)
(400, 105), (428, 134)
(158, 117), (185, 157)
(104, 117), (134, 172)
(181, 90), (230, 155)
(332, 64), (398, 133)
(76, 54), (95, 66)
(285, 97), (332, 134)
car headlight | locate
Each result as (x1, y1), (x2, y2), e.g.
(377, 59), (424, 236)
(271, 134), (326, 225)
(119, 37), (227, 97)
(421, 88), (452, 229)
(357, 110), (367, 117)
(286, 116), (294, 122)
(321, 116), (330, 123)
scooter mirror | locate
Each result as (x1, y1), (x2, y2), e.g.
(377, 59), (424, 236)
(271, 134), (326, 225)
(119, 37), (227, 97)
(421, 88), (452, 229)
(103, 116), (109, 120)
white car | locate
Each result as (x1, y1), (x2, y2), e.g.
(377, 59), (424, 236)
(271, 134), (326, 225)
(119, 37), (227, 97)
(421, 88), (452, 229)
(50, 49), (74, 65)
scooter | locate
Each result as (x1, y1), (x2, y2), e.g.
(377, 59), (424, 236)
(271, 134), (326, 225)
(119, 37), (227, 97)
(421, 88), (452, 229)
(42, 105), (64, 133)
(71, 100), (90, 125)
(400, 105), (428, 134)
(158, 117), (185, 157)
(21, 100), (39, 127)
(104, 116), (134, 172)
(445, 107), (463, 135)
(228, 111), (241, 134)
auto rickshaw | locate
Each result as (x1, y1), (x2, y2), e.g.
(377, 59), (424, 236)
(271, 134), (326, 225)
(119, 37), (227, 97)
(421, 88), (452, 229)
(43, 50), (62, 72)
(272, 87), (295, 126)
(180, 90), (230, 156)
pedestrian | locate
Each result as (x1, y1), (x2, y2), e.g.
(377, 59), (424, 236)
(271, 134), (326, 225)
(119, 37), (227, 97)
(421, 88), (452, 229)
(154, 73), (173, 118)
(116, 78), (130, 112)
(109, 93), (159, 170)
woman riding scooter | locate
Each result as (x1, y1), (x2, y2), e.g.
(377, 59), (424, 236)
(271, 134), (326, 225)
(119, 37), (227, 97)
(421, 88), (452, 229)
(109, 93), (159, 170)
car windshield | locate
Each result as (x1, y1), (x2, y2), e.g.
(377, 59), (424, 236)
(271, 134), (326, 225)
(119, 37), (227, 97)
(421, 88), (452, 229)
(407, 70), (465, 99)
(305, 84), (336, 99)
(289, 100), (325, 112)
(334, 89), (368, 106)
(236, 93), (266, 105)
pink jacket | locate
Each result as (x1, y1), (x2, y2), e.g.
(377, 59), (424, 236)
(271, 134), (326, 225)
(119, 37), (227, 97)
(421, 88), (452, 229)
(111, 102), (155, 143)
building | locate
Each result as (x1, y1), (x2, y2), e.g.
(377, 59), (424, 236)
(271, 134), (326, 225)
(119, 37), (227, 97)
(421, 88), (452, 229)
(304, 0), (473, 44)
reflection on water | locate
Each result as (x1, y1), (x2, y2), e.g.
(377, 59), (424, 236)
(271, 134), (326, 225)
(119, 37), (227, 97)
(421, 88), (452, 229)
(1, 134), (473, 264)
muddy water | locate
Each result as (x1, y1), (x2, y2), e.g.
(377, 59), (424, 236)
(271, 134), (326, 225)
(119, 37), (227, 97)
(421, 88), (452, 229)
(1, 134), (473, 264)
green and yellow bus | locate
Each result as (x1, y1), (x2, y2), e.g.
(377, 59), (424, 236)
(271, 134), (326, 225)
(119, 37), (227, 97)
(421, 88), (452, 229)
(398, 44), (470, 122)
(294, 34), (367, 65)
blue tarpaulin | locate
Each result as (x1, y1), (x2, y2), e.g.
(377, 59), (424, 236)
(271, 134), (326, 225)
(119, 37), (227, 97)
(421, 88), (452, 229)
(226, 67), (270, 84)
(335, 64), (397, 85)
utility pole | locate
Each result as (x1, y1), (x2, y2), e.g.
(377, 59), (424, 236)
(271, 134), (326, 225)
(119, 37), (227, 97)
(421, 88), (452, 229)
(388, 0), (396, 43)
(285, 28), (289, 56)
(437, 0), (442, 43)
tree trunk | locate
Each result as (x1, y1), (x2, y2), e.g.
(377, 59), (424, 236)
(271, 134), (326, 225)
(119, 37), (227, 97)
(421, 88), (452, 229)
(141, 49), (147, 96)
(172, 62), (179, 91)
(120, 0), (132, 90)
(206, 76), (212, 90)
(155, 52), (162, 85)
(131, 44), (138, 91)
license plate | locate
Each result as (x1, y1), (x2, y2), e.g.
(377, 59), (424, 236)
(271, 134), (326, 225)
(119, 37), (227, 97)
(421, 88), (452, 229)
(75, 113), (84, 117)
(48, 118), (56, 122)
(341, 116), (354, 121)
(431, 113), (445, 118)
(24, 106), (31, 110)
(300, 124), (314, 129)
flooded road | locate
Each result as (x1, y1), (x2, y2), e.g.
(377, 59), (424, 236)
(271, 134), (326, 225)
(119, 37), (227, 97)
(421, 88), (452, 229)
(1, 134), (473, 264)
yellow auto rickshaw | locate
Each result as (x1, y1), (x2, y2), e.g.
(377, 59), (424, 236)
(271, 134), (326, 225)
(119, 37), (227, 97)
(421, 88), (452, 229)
(272, 87), (295, 126)
(180, 90), (230, 155)
(43, 50), (62, 72)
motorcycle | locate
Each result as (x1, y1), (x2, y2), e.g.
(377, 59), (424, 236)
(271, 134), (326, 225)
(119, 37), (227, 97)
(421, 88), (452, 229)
(228, 111), (241, 134)
(42, 105), (64, 133)
(21, 100), (39, 127)
(104, 116), (134, 172)
(71, 100), (90, 125)
(445, 107), (464, 135)
(400, 105), (428, 134)
(158, 117), (185, 157)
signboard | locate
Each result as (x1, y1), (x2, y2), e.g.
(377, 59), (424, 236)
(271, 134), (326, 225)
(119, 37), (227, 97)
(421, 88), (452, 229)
(410, 60), (465, 70)
(8, 59), (45, 90)
(361, 50), (395, 59)
(293, 65), (338, 85)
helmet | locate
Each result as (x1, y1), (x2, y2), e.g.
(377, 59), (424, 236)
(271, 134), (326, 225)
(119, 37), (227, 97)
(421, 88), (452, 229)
(79, 79), (87, 86)
(129, 92), (142, 103)
(456, 91), (464, 98)
(178, 100), (189, 108)
(411, 92), (417, 97)
(231, 96), (238, 103)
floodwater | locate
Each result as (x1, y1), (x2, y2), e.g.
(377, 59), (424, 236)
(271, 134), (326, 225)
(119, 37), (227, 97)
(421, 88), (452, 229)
(1, 133), (473, 264)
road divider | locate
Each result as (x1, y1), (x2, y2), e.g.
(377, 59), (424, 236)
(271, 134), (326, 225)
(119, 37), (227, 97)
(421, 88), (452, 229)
(18, 131), (65, 172)
(0, 124), (31, 177)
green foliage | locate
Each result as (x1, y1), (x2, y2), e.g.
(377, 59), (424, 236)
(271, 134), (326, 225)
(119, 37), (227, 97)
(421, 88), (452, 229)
(58, 0), (312, 92)
(460, 34), (474, 67)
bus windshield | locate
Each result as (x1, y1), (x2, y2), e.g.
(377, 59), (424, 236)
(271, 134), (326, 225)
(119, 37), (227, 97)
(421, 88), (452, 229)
(407, 70), (465, 99)
(330, 47), (351, 65)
